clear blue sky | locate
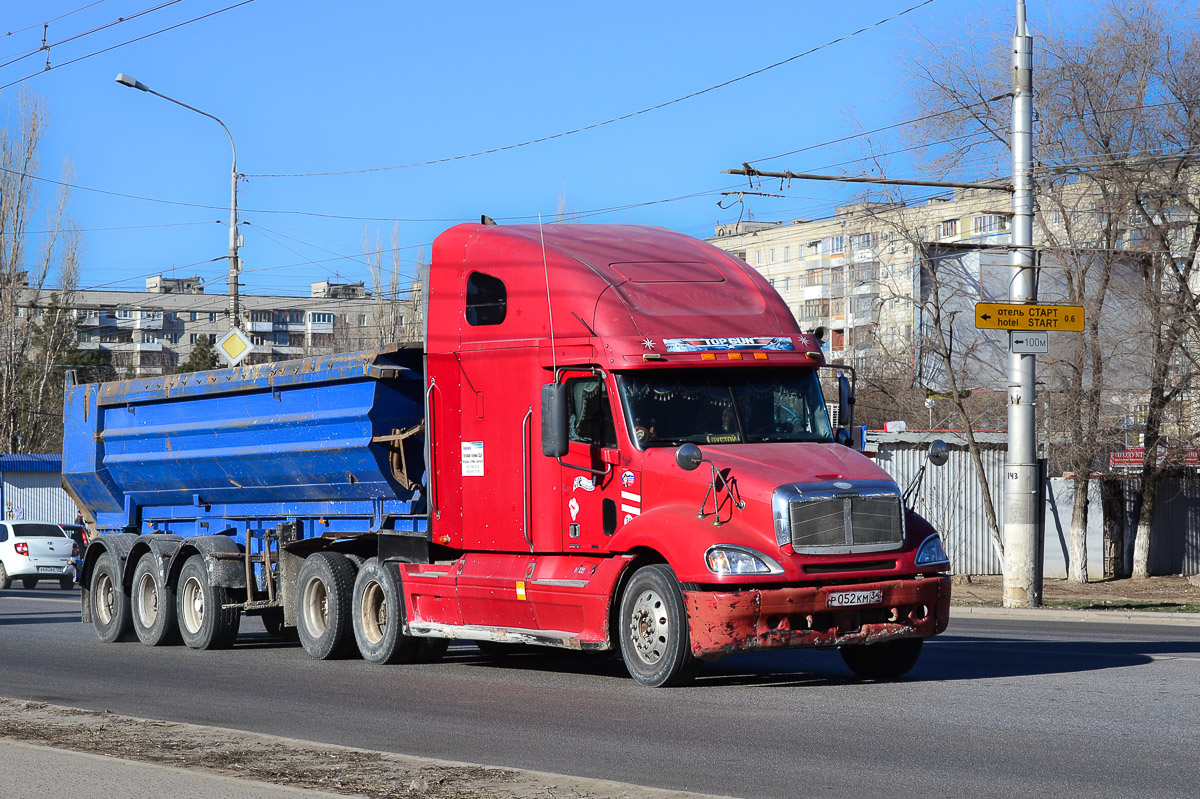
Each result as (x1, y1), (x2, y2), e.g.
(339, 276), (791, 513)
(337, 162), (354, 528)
(4, 0), (1097, 300)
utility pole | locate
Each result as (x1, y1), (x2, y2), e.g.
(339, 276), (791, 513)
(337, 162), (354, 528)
(1004, 1), (1041, 607)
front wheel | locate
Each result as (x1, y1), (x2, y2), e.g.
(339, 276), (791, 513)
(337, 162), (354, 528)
(176, 557), (241, 649)
(618, 564), (700, 687)
(131, 555), (178, 646)
(840, 637), (924, 680)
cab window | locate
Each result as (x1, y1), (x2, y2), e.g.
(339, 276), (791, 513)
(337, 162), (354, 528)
(566, 377), (617, 448)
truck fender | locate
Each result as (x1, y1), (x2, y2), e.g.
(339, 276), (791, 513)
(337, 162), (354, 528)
(122, 535), (185, 591)
(79, 532), (141, 624)
(165, 534), (247, 592)
(605, 505), (720, 583)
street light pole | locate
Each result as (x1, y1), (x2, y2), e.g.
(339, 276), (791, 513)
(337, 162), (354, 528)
(116, 73), (242, 330)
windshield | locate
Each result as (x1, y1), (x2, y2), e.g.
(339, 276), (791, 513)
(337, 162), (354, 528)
(616, 367), (834, 448)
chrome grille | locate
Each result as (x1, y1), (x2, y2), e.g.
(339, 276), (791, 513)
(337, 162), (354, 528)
(774, 481), (904, 554)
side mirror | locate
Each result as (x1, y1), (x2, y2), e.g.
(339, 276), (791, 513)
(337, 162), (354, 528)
(675, 443), (703, 471)
(928, 439), (949, 467)
(834, 428), (854, 448)
(541, 384), (569, 457)
(837, 373), (855, 429)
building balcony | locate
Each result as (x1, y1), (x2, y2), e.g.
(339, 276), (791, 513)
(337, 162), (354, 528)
(248, 321), (274, 333)
(803, 284), (830, 300)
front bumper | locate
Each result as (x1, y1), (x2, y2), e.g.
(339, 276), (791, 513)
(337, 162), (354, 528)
(683, 575), (951, 659)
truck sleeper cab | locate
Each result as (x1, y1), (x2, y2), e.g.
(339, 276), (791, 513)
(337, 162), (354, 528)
(63, 222), (950, 687)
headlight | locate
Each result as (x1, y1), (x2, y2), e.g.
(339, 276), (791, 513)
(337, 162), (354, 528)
(915, 534), (950, 567)
(705, 545), (784, 575)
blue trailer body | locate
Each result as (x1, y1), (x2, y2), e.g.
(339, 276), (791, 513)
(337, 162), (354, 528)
(62, 347), (429, 547)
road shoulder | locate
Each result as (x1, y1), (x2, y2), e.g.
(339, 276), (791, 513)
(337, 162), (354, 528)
(0, 698), (733, 799)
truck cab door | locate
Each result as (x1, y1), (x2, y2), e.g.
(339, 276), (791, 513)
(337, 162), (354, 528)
(557, 374), (626, 552)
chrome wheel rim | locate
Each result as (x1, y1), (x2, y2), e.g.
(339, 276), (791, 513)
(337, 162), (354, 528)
(628, 588), (669, 666)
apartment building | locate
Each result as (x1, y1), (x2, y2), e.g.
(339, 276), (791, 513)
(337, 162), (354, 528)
(16, 275), (414, 376)
(707, 187), (1018, 367)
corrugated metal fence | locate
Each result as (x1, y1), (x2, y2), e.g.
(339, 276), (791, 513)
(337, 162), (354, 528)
(870, 432), (1200, 577)
(872, 432), (1006, 575)
(1, 455), (77, 524)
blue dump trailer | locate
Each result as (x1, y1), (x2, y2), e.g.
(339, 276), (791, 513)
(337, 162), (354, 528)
(62, 347), (437, 654)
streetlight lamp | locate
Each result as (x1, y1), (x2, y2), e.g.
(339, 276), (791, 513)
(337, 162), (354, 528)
(115, 73), (242, 330)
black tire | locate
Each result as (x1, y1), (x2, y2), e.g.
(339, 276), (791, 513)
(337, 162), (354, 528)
(130, 555), (178, 646)
(618, 564), (700, 687)
(0, 562), (9, 589)
(351, 558), (422, 664)
(89, 552), (133, 643)
(60, 575), (74, 590)
(297, 552), (358, 660)
(21, 577), (38, 589)
(176, 557), (241, 650)
(840, 637), (924, 680)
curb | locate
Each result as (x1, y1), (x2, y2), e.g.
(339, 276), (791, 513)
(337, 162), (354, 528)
(950, 604), (1200, 626)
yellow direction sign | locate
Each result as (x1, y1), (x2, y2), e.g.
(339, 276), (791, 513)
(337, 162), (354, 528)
(974, 302), (1085, 332)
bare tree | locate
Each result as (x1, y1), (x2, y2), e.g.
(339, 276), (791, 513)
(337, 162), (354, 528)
(364, 225), (407, 349)
(902, 0), (1200, 580)
(0, 92), (82, 454)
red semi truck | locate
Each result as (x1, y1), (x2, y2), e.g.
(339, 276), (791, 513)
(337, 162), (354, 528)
(65, 222), (950, 687)
(412, 221), (949, 685)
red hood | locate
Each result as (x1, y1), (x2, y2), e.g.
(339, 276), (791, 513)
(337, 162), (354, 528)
(693, 442), (895, 495)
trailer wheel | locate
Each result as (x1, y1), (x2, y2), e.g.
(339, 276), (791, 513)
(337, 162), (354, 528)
(131, 555), (178, 646)
(176, 557), (241, 650)
(618, 564), (700, 687)
(352, 558), (422, 664)
(840, 638), (923, 680)
(90, 552), (133, 643)
(297, 552), (358, 660)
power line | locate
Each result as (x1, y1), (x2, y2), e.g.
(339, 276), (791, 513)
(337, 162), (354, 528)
(0, 0), (258, 92)
(2, 1), (108, 41)
(0, 220), (220, 237)
(0, 1), (183, 71)
(245, 0), (939, 179)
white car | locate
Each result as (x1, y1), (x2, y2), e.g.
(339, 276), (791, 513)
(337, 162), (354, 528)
(0, 521), (76, 590)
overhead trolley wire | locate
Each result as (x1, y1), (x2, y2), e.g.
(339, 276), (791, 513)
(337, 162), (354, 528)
(0, 0), (258, 91)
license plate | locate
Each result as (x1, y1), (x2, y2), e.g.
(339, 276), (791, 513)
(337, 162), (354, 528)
(827, 589), (883, 608)
(37, 566), (61, 574)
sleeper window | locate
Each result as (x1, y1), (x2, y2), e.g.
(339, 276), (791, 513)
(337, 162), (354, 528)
(465, 272), (507, 326)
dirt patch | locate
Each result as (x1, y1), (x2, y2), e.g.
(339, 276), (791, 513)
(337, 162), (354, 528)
(950, 574), (1200, 612)
(0, 699), (723, 799)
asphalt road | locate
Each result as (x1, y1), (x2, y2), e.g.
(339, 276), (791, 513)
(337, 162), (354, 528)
(2, 586), (1198, 799)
